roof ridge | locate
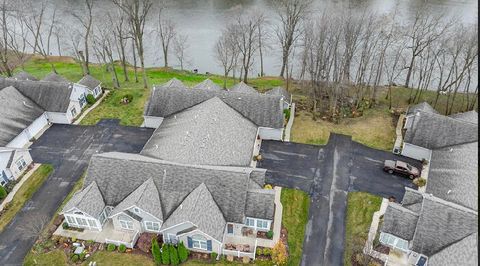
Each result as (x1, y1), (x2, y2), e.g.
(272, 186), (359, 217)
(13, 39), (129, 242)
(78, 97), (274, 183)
(422, 193), (478, 215)
(94, 152), (256, 173)
(418, 110), (479, 126)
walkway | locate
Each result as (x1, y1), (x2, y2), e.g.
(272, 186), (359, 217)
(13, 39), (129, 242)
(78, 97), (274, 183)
(0, 164), (40, 212)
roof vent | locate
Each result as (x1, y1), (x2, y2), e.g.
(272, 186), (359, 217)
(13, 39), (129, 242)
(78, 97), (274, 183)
(180, 204), (183, 209)
(447, 190), (452, 194)
(22, 101), (33, 108)
(449, 148), (454, 152)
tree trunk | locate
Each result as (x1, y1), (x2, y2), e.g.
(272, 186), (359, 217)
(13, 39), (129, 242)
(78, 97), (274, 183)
(132, 39), (138, 83)
(279, 49), (287, 78)
(404, 55), (415, 88)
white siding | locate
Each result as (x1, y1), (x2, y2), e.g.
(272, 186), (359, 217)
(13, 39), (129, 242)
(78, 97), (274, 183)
(258, 127), (283, 141)
(112, 213), (142, 232)
(143, 116), (164, 128)
(178, 230), (222, 255)
(404, 115), (414, 129)
(26, 113), (49, 140)
(46, 112), (70, 124)
(9, 150), (33, 179)
(6, 131), (30, 148)
(401, 143), (432, 161)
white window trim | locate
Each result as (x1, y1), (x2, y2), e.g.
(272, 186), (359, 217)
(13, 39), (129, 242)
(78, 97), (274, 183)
(119, 219), (134, 230)
(16, 157), (27, 171)
(144, 221), (161, 232)
(379, 232), (410, 252)
(192, 237), (208, 250)
(245, 217), (271, 231)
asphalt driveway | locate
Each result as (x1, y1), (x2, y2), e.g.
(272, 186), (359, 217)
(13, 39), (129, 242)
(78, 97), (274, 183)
(257, 134), (420, 266)
(0, 120), (153, 266)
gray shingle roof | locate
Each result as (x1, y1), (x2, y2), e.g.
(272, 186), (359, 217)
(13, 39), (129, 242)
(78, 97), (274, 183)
(449, 110), (478, 124)
(162, 183), (226, 242)
(161, 78), (187, 89)
(410, 195), (478, 256)
(42, 72), (70, 83)
(62, 181), (105, 219)
(382, 202), (419, 240)
(406, 102), (438, 116)
(109, 178), (163, 220)
(10, 71), (38, 81)
(229, 82), (258, 94)
(78, 75), (101, 90)
(0, 77), (73, 112)
(141, 97), (258, 166)
(428, 232), (478, 266)
(83, 152), (265, 223)
(427, 142), (478, 211)
(0, 86), (45, 146)
(265, 87), (290, 103)
(404, 111), (478, 149)
(144, 85), (284, 128)
(401, 187), (424, 213)
(192, 79), (223, 91)
(245, 189), (275, 220)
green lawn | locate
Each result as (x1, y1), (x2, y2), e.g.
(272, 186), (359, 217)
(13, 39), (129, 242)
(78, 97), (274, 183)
(24, 250), (68, 266)
(83, 251), (155, 266)
(344, 192), (382, 266)
(280, 188), (310, 266)
(17, 56), (284, 127)
(0, 164), (53, 233)
(292, 108), (395, 150)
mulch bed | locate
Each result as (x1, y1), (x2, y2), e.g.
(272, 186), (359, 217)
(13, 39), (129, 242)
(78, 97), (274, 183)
(373, 243), (390, 254)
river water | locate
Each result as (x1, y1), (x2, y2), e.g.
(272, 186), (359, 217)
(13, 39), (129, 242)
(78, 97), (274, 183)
(49, 0), (477, 77)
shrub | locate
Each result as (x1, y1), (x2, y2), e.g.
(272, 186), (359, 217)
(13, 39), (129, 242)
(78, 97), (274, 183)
(283, 108), (291, 121)
(79, 252), (86, 260)
(151, 238), (162, 265)
(137, 233), (154, 253)
(178, 242), (189, 263)
(263, 248), (271, 256)
(272, 241), (288, 265)
(71, 254), (79, 263)
(4, 180), (16, 193)
(170, 244), (180, 266)
(266, 230), (274, 239)
(210, 252), (218, 262)
(118, 244), (127, 253)
(107, 243), (116, 252)
(161, 244), (170, 265)
(256, 248), (263, 256)
(86, 94), (96, 104)
(413, 177), (427, 187)
(71, 237), (77, 242)
(264, 184), (273, 190)
(0, 186), (7, 199)
(62, 222), (69, 230)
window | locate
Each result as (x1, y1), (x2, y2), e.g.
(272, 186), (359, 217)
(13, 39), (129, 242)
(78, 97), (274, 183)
(88, 219), (97, 228)
(192, 237), (207, 250)
(79, 94), (86, 107)
(256, 220), (269, 229)
(99, 210), (107, 224)
(71, 107), (77, 117)
(16, 157), (27, 171)
(380, 232), (409, 251)
(166, 234), (178, 244)
(227, 224), (233, 234)
(245, 218), (255, 227)
(66, 216), (76, 225)
(76, 217), (88, 226)
(145, 221), (160, 231)
(120, 220), (134, 230)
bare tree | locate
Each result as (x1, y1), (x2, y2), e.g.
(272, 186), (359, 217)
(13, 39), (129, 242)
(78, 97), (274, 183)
(255, 12), (268, 77)
(71, 0), (94, 75)
(6, 7), (30, 69)
(35, 5), (58, 72)
(173, 34), (189, 71)
(21, 0), (46, 55)
(0, 0), (17, 76)
(157, 14), (176, 68)
(231, 13), (261, 83)
(112, 0), (154, 89)
(109, 11), (130, 81)
(92, 23), (120, 89)
(275, 0), (312, 78)
(402, 6), (452, 88)
(214, 29), (238, 88)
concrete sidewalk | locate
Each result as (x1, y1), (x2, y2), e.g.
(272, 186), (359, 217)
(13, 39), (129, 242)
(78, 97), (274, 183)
(73, 90), (110, 125)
